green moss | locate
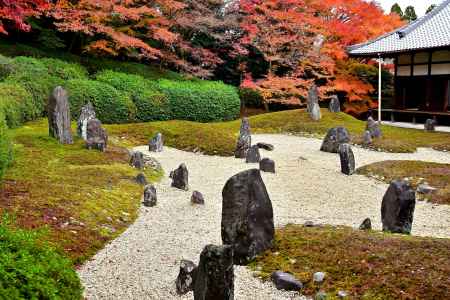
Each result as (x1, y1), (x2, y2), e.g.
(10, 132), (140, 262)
(357, 160), (450, 205)
(0, 112), (12, 180)
(252, 225), (450, 299)
(0, 120), (162, 264)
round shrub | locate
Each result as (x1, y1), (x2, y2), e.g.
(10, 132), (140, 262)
(157, 79), (240, 122)
(65, 79), (136, 124)
(40, 58), (88, 80)
(0, 112), (12, 180)
(96, 70), (171, 121)
(0, 222), (83, 299)
(0, 55), (14, 80)
(0, 83), (37, 128)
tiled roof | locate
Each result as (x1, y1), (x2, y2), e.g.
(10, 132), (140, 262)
(348, 0), (450, 56)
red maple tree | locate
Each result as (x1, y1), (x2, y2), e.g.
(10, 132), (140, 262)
(0, 0), (49, 34)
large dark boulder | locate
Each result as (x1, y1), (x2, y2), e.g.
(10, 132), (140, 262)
(259, 158), (275, 173)
(47, 86), (73, 144)
(176, 260), (197, 295)
(171, 163), (189, 191)
(245, 145), (261, 163)
(320, 127), (350, 153)
(143, 184), (157, 207)
(130, 151), (145, 170)
(424, 119), (436, 131)
(221, 169), (274, 265)
(149, 132), (164, 152)
(86, 118), (108, 152)
(194, 244), (234, 300)
(328, 95), (340, 113)
(366, 117), (382, 138)
(77, 102), (96, 140)
(234, 118), (251, 158)
(271, 271), (303, 291)
(381, 180), (416, 234)
(338, 144), (355, 175)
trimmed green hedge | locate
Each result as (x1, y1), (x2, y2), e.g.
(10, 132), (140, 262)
(0, 220), (83, 299)
(96, 70), (171, 121)
(0, 55), (13, 80)
(0, 113), (12, 180)
(40, 58), (88, 81)
(65, 79), (136, 124)
(0, 83), (37, 128)
(157, 79), (240, 122)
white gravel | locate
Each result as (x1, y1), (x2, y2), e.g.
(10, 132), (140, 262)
(78, 134), (450, 299)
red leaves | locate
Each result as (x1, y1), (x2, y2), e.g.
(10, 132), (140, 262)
(0, 0), (49, 34)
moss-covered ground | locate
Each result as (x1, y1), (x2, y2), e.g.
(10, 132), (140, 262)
(0, 120), (162, 264)
(251, 225), (450, 300)
(357, 160), (450, 205)
(107, 109), (450, 156)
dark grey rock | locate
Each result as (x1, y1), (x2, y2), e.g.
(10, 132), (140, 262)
(320, 127), (350, 153)
(310, 102), (321, 121)
(338, 144), (355, 175)
(149, 132), (164, 152)
(194, 244), (234, 300)
(143, 184), (157, 207)
(48, 86), (73, 144)
(130, 151), (145, 170)
(221, 169), (274, 265)
(329, 95), (340, 113)
(359, 218), (372, 230)
(259, 158), (275, 173)
(366, 117), (382, 138)
(77, 102), (96, 140)
(363, 130), (372, 146)
(171, 163), (189, 191)
(271, 271), (303, 291)
(86, 118), (108, 152)
(417, 184), (437, 195)
(176, 260), (197, 295)
(304, 221), (315, 227)
(191, 191), (205, 205)
(256, 143), (274, 151)
(381, 180), (416, 234)
(235, 118), (251, 158)
(307, 84), (319, 114)
(424, 119), (437, 131)
(245, 145), (261, 163)
(313, 272), (326, 283)
(135, 173), (148, 185)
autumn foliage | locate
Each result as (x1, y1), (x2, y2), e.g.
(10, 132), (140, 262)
(0, 0), (49, 34)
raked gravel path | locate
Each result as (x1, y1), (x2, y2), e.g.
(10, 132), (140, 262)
(79, 134), (450, 299)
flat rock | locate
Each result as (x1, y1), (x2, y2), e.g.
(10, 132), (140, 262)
(176, 260), (197, 295)
(171, 163), (189, 191)
(256, 142), (274, 151)
(48, 86), (73, 144)
(271, 271), (303, 291)
(194, 244), (234, 300)
(320, 127), (350, 153)
(77, 102), (96, 140)
(338, 143), (355, 175)
(143, 184), (157, 207)
(245, 145), (261, 163)
(149, 132), (164, 152)
(381, 180), (416, 234)
(221, 169), (274, 265)
(259, 158), (275, 173)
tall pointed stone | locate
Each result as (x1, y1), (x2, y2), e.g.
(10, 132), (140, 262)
(48, 86), (73, 144)
(77, 102), (96, 140)
(234, 118), (251, 158)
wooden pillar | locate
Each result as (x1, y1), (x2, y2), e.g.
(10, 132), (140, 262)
(378, 55), (382, 123)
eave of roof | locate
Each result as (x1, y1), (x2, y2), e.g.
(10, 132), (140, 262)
(347, 0), (450, 57)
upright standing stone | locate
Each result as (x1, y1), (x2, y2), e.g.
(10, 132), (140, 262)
(338, 144), (355, 175)
(86, 118), (108, 152)
(310, 102), (322, 121)
(130, 151), (145, 170)
(245, 145), (261, 163)
(234, 118), (251, 158)
(194, 244), (234, 300)
(176, 260), (198, 295)
(143, 184), (157, 207)
(77, 102), (96, 140)
(363, 130), (372, 146)
(307, 84), (321, 121)
(328, 95), (340, 113)
(149, 132), (164, 152)
(381, 180), (416, 234)
(48, 86), (73, 144)
(171, 163), (189, 191)
(424, 119), (436, 131)
(221, 169), (274, 265)
(320, 127), (350, 153)
(366, 116), (382, 138)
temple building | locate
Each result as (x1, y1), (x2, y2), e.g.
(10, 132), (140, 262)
(348, 0), (450, 123)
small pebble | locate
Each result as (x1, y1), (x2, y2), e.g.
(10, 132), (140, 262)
(313, 272), (325, 283)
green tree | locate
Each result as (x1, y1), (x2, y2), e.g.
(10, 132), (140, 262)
(390, 3), (403, 18)
(404, 6), (418, 22)
(426, 4), (437, 14)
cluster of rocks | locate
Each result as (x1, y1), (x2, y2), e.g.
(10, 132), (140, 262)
(362, 116), (382, 146)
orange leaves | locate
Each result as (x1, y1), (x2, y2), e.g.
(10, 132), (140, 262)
(0, 0), (50, 34)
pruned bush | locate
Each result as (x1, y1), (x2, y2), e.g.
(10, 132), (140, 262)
(157, 79), (240, 122)
(239, 87), (263, 108)
(0, 219), (83, 299)
(0, 83), (37, 128)
(65, 79), (136, 124)
(0, 54), (13, 80)
(40, 58), (88, 80)
(96, 70), (171, 121)
(0, 113), (12, 180)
